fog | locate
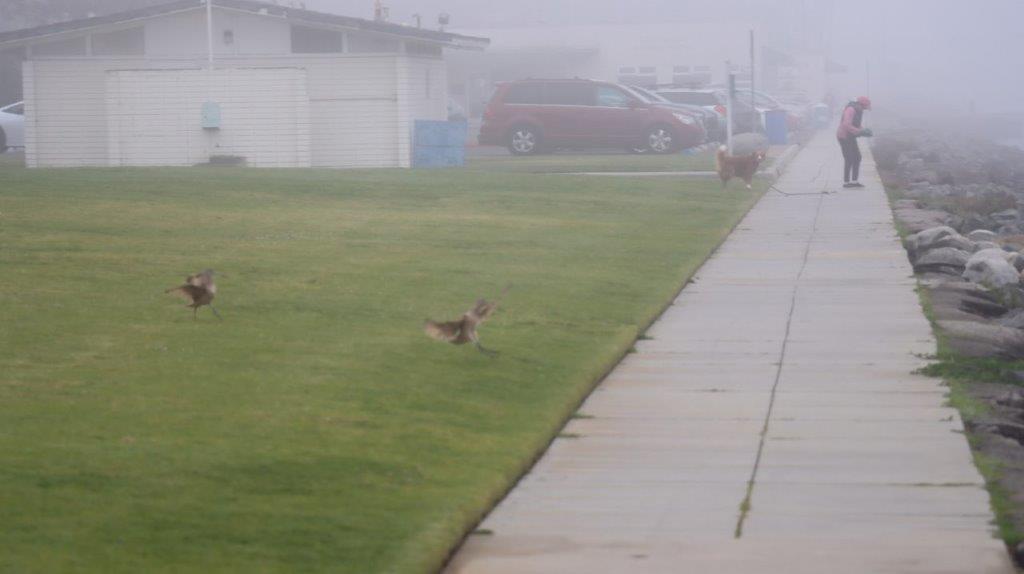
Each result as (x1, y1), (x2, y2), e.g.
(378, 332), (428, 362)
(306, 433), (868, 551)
(311, 0), (1023, 117)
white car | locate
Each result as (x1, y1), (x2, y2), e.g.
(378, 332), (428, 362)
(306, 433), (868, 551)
(0, 101), (25, 153)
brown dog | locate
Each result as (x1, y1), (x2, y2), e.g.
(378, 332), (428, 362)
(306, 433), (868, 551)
(716, 145), (766, 189)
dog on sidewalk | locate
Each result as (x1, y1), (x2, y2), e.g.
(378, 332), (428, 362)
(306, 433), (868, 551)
(715, 145), (766, 189)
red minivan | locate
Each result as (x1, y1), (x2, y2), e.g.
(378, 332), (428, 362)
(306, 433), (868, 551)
(478, 79), (706, 155)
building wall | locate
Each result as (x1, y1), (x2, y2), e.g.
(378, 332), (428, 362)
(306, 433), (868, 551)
(24, 53), (447, 168)
(145, 8), (291, 56)
(105, 67), (310, 167)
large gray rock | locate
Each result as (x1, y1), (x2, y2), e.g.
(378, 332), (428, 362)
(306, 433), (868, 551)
(967, 229), (999, 242)
(963, 248), (1020, 288)
(974, 241), (1001, 252)
(937, 320), (1024, 359)
(998, 309), (1024, 330)
(928, 281), (1008, 322)
(893, 207), (960, 234)
(906, 226), (974, 258)
(993, 209), (1020, 225)
(913, 247), (970, 274)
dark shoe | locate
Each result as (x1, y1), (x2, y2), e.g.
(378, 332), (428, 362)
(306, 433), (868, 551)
(851, 181), (865, 188)
(843, 182), (856, 188)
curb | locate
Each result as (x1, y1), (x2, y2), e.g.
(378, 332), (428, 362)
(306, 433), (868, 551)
(771, 143), (801, 177)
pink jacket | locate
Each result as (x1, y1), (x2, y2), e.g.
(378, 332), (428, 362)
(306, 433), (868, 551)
(836, 105), (863, 139)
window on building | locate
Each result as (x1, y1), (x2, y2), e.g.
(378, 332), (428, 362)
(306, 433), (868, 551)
(503, 83), (543, 105)
(31, 36), (87, 56)
(406, 42), (442, 58)
(544, 83), (592, 106)
(348, 33), (399, 53)
(673, 65), (690, 73)
(618, 66), (636, 74)
(291, 25), (343, 53)
(638, 66), (656, 74)
(91, 27), (144, 56)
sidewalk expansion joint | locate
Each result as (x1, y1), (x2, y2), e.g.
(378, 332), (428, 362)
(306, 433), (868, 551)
(734, 163), (829, 539)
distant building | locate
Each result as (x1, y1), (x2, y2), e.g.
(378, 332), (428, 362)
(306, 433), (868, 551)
(0, 0), (487, 168)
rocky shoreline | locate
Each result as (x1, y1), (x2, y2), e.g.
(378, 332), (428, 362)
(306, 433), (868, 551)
(875, 129), (1024, 563)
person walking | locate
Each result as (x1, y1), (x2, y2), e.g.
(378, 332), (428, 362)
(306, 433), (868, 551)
(836, 96), (872, 188)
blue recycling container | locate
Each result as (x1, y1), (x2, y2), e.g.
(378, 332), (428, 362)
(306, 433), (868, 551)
(765, 109), (788, 145)
(413, 120), (467, 168)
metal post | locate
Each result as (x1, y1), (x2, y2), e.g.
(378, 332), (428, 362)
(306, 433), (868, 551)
(750, 29), (757, 135)
(725, 62), (734, 155)
(206, 0), (214, 69)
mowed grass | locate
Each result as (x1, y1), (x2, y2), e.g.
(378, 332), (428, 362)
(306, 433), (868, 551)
(0, 164), (762, 573)
(465, 149), (717, 173)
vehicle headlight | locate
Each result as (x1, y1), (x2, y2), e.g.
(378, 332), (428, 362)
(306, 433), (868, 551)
(672, 112), (696, 125)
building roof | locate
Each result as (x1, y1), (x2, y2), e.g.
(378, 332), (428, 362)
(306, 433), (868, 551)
(0, 0), (489, 50)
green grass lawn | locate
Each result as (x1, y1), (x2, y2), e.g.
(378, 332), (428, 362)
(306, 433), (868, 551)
(0, 163), (762, 573)
(466, 149), (717, 173)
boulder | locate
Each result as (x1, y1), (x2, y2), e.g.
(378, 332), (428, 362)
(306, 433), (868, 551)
(912, 247), (970, 274)
(893, 208), (958, 234)
(928, 281), (1008, 322)
(998, 309), (1024, 330)
(967, 229), (999, 242)
(992, 208), (1020, 225)
(963, 249), (1020, 288)
(937, 320), (1024, 359)
(909, 226), (970, 257)
(974, 241), (1001, 252)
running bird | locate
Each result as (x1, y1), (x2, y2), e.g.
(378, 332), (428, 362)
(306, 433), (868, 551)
(424, 289), (508, 357)
(166, 269), (221, 320)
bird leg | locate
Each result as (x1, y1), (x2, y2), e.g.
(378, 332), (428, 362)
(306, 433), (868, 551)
(193, 306), (198, 320)
(475, 341), (500, 358)
(209, 305), (223, 321)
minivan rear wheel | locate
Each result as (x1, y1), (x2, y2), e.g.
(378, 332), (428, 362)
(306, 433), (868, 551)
(508, 125), (542, 155)
(645, 125), (677, 154)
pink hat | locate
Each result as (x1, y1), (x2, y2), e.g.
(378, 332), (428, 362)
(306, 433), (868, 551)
(857, 96), (872, 110)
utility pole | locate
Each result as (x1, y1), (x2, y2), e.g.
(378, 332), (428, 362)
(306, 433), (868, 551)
(205, 0), (214, 69)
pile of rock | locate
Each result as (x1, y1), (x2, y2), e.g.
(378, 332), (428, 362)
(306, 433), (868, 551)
(905, 224), (1024, 358)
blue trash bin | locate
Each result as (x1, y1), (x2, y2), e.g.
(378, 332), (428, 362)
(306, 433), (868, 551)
(765, 109), (788, 145)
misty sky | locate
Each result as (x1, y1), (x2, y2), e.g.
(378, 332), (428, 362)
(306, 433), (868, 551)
(308, 0), (1024, 114)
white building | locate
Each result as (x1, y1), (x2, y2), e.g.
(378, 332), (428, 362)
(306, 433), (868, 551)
(0, 0), (487, 168)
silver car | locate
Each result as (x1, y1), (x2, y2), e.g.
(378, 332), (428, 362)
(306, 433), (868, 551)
(0, 101), (25, 152)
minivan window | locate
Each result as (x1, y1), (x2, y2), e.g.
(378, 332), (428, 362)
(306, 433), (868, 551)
(661, 92), (718, 106)
(595, 86), (634, 108)
(503, 83), (543, 105)
(5, 103), (24, 115)
(544, 83), (592, 106)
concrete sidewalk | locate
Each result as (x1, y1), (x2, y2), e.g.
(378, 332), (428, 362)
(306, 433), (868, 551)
(445, 132), (1015, 573)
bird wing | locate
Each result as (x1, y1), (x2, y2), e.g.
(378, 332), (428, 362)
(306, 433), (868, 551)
(166, 284), (204, 302)
(424, 320), (462, 342)
(468, 299), (498, 323)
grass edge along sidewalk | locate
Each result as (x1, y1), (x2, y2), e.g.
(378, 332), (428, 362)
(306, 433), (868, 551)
(0, 164), (766, 573)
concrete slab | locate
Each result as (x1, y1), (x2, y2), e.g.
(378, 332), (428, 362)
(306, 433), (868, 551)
(444, 133), (1014, 573)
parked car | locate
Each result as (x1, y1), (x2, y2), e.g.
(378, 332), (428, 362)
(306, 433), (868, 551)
(626, 84), (722, 142)
(0, 100), (24, 153)
(479, 79), (705, 155)
(655, 88), (760, 135)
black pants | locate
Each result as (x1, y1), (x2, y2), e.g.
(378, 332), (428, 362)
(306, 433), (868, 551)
(838, 137), (861, 182)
